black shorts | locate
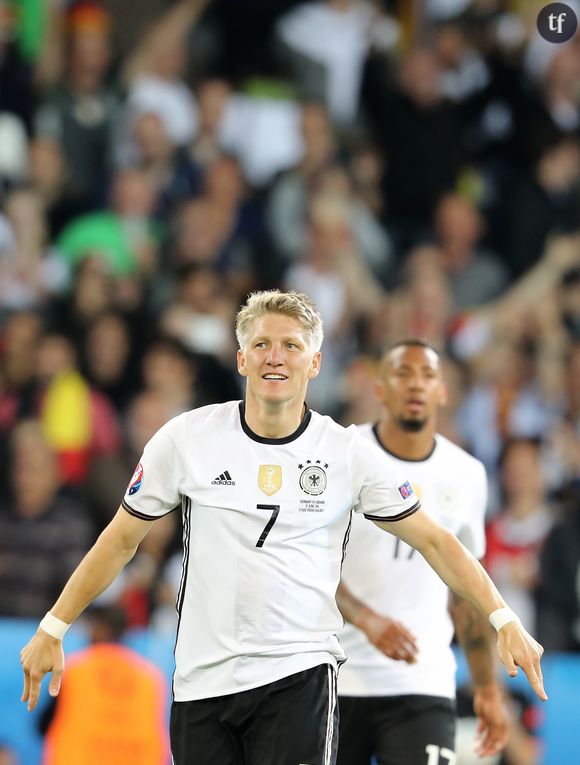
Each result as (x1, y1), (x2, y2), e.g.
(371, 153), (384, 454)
(170, 663), (339, 765)
(337, 695), (456, 765)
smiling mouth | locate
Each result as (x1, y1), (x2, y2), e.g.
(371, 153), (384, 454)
(263, 374), (288, 380)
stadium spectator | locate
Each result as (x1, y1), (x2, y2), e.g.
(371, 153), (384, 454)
(56, 167), (161, 278)
(284, 192), (384, 412)
(362, 46), (465, 247)
(276, 0), (399, 126)
(0, 186), (69, 311)
(188, 78), (231, 168)
(35, 1), (118, 209)
(266, 102), (339, 263)
(433, 193), (508, 311)
(503, 133), (580, 277)
(0, 419), (93, 618)
(159, 263), (237, 362)
(121, 0), (208, 149)
(536, 481), (580, 653)
(41, 604), (169, 765)
(35, 331), (121, 484)
(81, 309), (139, 413)
(140, 336), (198, 417)
(130, 111), (202, 218)
(485, 438), (555, 633)
(26, 138), (87, 238)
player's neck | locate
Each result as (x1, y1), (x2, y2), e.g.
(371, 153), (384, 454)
(243, 394), (307, 439)
(375, 419), (436, 461)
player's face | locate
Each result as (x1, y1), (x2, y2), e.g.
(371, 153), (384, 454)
(237, 313), (321, 405)
(376, 345), (446, 432)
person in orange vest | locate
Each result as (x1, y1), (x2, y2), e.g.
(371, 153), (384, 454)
(41, 605), (169, 765)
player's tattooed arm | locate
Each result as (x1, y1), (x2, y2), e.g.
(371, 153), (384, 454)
(450, 592), (509, 756)
(336, 581), (418, 663)
(450, 591), (495, 686)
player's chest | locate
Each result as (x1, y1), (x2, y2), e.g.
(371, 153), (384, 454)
(183, 443), (351, 523)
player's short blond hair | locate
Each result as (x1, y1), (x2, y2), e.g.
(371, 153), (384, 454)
(235, 290), (324, 353)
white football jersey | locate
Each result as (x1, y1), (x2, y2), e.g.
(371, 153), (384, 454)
(123, 402), (419, 701)
(338, 424), (487, 699)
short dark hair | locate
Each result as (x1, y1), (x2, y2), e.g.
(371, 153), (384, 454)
(86, 604), (127, 641)
(381, 338), (440, 362)
(498, 437), (542, 470)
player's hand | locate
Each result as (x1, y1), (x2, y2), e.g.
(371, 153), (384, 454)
(355, 607), (418, 663)
(20, 629), (65, 711)
(472, 683), (509, 757)
(496, 621), (547, 701)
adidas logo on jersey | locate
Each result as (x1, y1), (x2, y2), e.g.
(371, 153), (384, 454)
(212, 470), (235, 486)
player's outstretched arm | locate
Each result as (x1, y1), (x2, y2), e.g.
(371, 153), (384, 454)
(336, 581), (418, 663)
(450, 593), (509, 756)
(372, 510), (547, 701)
(20, 507), (153, 711)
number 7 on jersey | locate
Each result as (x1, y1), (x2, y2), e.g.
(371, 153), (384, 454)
(255, 504), (280, 547)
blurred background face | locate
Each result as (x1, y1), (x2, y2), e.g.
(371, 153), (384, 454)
(300, 103), (335, 166)
(68, 30), (111, 83)
(125, 391), (173, 454)
(11, 420), (59, 515)
(501, 441), (543, 500)
(4, 189), (47, 247)
(133, 112), (173, 163)
(377, 345), (446, 432)
(400, 49), (442, 108)
(27, 138), (67, 192)
(141, 343), (194, 394)
(36, 334), (76, 383)
(111, 169), (156, 217)
(307, 194), (352, 266)
(537, 139), (580, 192)
(196, 79), (230, 133)
(204, 157), (244, 206)
(151, 39), (187, 80)
(175, 199), (231, 264)
(1, 311), (42, 388)
(178, 267), (222, 311)
(435, 194), (483, 255)
(85, 313), (131, 383)
(72, 258), (113, 317)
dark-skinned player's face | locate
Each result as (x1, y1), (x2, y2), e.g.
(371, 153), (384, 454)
(376, 345), (447, 432)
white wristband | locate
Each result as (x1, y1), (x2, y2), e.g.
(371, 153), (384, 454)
(39, 612), (71, 641)
(489, 607), (519, 632)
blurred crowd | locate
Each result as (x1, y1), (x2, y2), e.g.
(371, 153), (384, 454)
(1, 0), (580, 671)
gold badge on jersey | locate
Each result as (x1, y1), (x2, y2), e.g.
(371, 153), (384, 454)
(258, 465), (282, 496)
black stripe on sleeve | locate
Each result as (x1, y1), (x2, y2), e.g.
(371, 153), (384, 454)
(122, 499), (178, 520)
(364, 500), (421, 523)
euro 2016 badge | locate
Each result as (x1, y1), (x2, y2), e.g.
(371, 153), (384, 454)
(398, 480), (414, 500)
(258, 465), (282, 496)
(128, 462), (143, 495)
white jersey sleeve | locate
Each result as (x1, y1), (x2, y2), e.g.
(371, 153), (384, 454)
(122, 415), (186, 520)
(455, 458), (487, 559)
(351, 434), (420, 522)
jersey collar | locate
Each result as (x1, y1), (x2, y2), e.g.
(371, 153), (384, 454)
(238, 401), (312, 444)
(371, 423), (437, 462)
